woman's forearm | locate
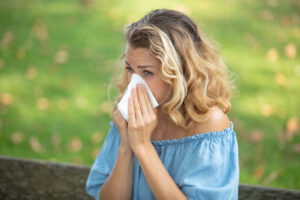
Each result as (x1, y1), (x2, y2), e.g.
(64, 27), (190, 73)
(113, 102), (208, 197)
(133, 142), (187, 200)
(99, 146), (134, 200)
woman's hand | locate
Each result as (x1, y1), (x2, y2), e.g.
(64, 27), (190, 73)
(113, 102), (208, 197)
(127, 84), (158, 153)
(112, 96), (132, 152)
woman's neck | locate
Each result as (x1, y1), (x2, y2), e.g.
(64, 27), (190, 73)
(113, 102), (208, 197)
(151, 107), (184, 140)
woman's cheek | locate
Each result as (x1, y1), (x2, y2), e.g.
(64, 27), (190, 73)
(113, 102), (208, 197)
(153, 91), (160, 104)
(146, 84), (160, 103)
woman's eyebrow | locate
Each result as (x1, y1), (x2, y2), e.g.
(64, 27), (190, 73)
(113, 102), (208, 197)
(125, 61), (154, 69)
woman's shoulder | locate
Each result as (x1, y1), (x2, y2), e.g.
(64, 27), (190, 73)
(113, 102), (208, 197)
(189, 106), (231, 136)
(151, 107), (233, 146)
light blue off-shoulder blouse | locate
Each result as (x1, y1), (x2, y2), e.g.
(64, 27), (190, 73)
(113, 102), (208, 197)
(86, 121), (239, 200)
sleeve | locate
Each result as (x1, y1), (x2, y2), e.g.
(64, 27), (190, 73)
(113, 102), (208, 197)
(85, 121), (121, 200)
(178, 131), (240, 200)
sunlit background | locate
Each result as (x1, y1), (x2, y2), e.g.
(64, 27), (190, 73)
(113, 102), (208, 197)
(0, 0), (299, 190)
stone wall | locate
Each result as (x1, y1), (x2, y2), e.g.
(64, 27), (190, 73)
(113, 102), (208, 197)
(1, 156), (300, 200)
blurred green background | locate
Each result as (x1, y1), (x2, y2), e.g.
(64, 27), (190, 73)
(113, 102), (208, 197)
(0, 0), (299, 190)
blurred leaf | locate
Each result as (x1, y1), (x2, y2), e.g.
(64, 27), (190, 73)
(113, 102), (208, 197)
(1, 31), (14, 46)
(31, 19), (48, 42)
(250, 130), (264, 143)
(68, 137), (82, 152)
(284, 43), (297, 59)
(26, 66), (38, 80)
(275, 73), (289, 89)
(91, 131), (104, 144)
(261, 9), (274, 21)
(254, 165), (265, 180)
(266, 48), (278, 62)
(54, 49), (69, 64)
(30, 136), (43, 153)
(263, 170), (282, 184)
(37, 97), (50, 110)
(286, 117), (299, 141)
(281, 16), (291, 26)
(10, 132), (24, 144)
(260, 104), (274, 117)
(0, 93), (14, 106)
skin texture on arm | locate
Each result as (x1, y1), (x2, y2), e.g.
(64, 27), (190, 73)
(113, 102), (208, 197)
(99, 146), (134, 200)
(99, 99), (134, 200)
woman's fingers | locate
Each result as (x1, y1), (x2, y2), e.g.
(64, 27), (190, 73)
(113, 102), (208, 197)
(128, 96), (136, 124)
(142, 85), (155, 115)
(132, 87), (143, 125)
(137, 84), (150, 116)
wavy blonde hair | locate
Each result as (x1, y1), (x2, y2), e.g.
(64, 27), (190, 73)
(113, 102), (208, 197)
(108, 9), (233, 129)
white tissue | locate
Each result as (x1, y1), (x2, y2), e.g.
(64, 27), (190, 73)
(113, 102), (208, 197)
(117, 73), (159, 121)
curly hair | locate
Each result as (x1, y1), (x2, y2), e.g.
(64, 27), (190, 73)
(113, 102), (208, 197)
(108, 9), (233, 129)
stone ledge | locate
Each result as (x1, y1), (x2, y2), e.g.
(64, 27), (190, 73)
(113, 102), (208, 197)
(1, 155), (300, 200)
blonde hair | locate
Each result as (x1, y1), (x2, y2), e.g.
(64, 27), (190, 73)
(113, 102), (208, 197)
(108, 9), (233, 129)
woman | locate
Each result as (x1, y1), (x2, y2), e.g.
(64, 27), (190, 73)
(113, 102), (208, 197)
(86, 9), (239, 200)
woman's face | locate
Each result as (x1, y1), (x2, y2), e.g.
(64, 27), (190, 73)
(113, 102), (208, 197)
(125, 44), (171, 106)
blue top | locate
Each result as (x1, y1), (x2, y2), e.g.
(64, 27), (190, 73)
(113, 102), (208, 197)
(86, 121), (239, 200)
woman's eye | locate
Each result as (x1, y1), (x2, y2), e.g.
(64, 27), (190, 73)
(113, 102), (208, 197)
(125, 67), (152, 76)
(125, 66), (133, 72)
(144, 71), (153, 76)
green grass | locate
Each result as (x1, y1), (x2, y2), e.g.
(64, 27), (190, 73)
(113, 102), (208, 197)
(0, 0), (299, 190)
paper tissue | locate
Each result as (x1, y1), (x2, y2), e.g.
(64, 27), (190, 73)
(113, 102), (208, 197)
(117, 73), (159, 121)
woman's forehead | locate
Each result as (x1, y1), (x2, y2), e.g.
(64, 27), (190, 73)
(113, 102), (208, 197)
(125, 44), (151, 58)
(125, 44), (160, 67)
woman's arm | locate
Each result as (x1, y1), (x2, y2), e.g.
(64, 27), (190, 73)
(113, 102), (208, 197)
(133, 143), (187, 200)
(99, 145), (134, 200)
(127, 84), (187, 199)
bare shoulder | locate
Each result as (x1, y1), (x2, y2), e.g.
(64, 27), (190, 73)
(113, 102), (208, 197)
(191, 106), (231, 134)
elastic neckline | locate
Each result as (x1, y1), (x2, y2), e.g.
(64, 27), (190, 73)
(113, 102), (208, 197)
(150, 121), (234, 146)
